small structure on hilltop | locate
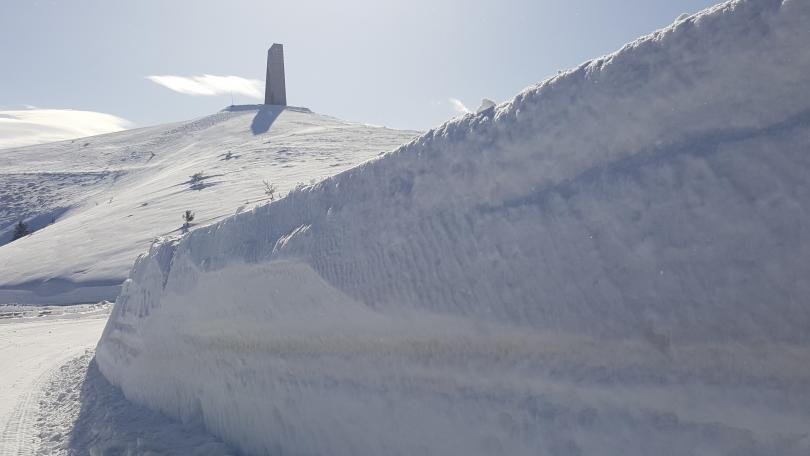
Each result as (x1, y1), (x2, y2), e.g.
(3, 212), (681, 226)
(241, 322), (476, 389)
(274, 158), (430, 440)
(265, 43), (287, 106)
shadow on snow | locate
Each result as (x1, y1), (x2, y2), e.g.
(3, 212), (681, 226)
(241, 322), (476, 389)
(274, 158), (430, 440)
(63, 356), (235, 455)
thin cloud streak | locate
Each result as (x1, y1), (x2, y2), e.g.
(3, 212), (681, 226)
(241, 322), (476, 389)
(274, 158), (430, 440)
(0, 109), (133, 149)
(147, 74), (264, 99)
(449, 98), (471, 115)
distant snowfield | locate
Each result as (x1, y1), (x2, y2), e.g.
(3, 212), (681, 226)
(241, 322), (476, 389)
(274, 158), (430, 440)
(0, 109), (132, 150)
(0, 106), (417, 304)
(96, 0), (810, 455)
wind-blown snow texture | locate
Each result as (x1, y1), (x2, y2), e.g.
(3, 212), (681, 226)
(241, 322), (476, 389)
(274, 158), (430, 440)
(98, 1), (810, 454)
(0, 106), (415, 304)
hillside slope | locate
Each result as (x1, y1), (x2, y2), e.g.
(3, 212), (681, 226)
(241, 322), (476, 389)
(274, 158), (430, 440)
(0, 106), (416, 304)
(98, 0), (810, 455)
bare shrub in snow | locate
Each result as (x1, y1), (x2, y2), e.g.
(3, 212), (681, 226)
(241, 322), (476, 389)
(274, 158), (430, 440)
(181, 210), (195, 232)
(263, 180), (277, 201)
(189, 171), (205, 184)
(189, 171), (207, 190)
(12, 220), (30, 240)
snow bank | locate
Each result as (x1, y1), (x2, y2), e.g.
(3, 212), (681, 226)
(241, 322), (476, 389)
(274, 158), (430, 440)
(98, 1), (810, 454)
(36, 352), (235, 455)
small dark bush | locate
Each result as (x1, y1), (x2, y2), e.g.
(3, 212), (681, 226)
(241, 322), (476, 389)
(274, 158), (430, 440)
(181, 210), (195, 232)
(12, 221), (30, 240)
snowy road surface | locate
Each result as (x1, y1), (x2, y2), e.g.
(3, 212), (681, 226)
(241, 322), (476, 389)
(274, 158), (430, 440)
(0, 305), (109, 454)
(0, 304), (234, 455)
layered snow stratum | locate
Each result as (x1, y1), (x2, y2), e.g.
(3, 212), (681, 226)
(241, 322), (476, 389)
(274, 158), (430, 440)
(0, 107), (416, 304)
(98, 0), (810, 454)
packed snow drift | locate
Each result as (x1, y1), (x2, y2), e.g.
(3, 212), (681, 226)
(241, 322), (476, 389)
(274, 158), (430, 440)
(98, 0), (810, 454)
(0, 106), (415, 304)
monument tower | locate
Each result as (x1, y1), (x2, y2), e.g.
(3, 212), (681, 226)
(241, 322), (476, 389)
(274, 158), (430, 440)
(265, 43), (287, 106)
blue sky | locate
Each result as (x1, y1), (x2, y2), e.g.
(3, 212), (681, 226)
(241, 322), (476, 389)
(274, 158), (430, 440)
(1, 0), (720, 133)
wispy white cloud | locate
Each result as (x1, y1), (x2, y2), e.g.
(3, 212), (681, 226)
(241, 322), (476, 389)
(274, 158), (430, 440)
(449, 98), (471, 115)
(0, 109), (133, 149)
(147, 74), (264, 99)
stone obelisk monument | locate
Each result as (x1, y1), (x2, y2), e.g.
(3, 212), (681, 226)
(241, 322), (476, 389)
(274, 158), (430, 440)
(265, 43), (287, 106)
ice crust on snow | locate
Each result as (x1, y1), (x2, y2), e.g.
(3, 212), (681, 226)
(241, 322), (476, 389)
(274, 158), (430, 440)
(98, 1), (810, 455)
(476, 98), (496, 113)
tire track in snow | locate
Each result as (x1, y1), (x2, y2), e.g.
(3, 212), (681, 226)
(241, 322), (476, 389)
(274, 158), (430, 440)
(0, 307), (109, 455)
(0, 365), (52, 455)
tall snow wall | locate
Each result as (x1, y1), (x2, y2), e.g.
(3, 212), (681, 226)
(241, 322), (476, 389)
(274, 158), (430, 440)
(97, 1), (810, 454)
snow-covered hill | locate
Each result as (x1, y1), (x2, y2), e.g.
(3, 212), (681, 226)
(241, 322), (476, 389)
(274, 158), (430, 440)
(0, 106), (416, 304)
(99, 0), (810, 454)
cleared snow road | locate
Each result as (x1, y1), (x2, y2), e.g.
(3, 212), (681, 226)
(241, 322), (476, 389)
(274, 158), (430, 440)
(0, 305), (109, 455)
